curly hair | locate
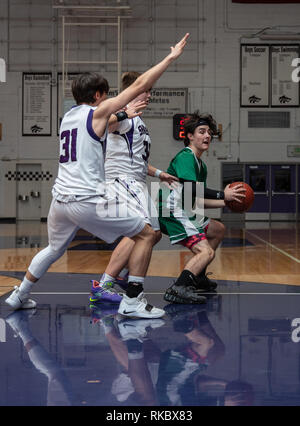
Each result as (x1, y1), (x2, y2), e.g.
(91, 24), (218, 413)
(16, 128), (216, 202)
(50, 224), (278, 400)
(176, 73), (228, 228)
(183, 111), (217, 147)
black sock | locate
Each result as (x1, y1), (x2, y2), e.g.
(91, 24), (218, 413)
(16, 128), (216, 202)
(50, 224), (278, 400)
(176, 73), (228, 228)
(175, 270), (197, 287)
(198, 267), (207, 278)
(126, 282), (143, 298)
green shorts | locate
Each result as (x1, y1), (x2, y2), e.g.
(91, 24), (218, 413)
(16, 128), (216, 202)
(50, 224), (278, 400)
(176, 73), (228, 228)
(159, 212), (210, 245)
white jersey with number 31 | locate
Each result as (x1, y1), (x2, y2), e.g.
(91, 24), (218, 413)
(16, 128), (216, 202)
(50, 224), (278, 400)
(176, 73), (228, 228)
(53, 104), (107, 201)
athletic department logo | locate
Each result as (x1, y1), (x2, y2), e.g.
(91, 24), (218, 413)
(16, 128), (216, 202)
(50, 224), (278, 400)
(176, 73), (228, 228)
(30, 125), (43, 134)
(279, 95), (291, 104)
(248, 95), (262, 104)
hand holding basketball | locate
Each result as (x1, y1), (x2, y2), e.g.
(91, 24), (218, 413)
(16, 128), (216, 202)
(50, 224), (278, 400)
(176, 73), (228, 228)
(224, 182), (254, 213)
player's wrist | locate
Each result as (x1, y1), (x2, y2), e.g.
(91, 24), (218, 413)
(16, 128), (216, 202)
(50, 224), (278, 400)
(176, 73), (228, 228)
(115, 111), (128, 122)
(217, 190), (225, 200)
(155, 169), (162, 178)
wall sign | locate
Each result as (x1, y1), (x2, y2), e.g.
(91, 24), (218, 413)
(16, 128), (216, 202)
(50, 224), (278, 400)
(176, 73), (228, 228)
(143, 88), (188, 118)
(22, 73), (52, 136)
(240, 45), (269, 107)
(241, 44), (300, 108)
(271, 45), (300, 107)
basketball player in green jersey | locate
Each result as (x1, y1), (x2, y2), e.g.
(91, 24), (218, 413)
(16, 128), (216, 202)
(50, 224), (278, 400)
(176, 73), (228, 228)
(158, 111), (246, 304)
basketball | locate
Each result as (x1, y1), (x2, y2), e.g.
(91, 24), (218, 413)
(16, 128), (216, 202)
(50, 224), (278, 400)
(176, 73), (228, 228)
(225, 182), (254, 213)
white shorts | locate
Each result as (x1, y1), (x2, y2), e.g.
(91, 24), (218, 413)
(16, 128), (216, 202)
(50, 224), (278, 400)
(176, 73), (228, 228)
(106, 177), (160, 231)
(47, 196), (146, 251)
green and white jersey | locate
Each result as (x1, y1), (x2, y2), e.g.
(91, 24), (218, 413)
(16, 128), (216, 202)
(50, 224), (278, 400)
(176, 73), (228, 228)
(158, 147), (210, 244)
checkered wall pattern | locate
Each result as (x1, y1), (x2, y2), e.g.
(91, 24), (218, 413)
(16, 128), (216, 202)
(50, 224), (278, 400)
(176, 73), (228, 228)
(5, 171), (53, 181)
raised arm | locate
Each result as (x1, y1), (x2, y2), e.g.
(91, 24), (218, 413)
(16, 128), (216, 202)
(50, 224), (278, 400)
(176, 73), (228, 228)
(92, 33), (190, 137)
(107, 99), (148, 133)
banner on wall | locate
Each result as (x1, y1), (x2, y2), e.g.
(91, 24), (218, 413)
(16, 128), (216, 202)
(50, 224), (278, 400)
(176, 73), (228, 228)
(22, 73), (52, 136)
(240, 45), (269, 107)
(271, 45), (300, 107)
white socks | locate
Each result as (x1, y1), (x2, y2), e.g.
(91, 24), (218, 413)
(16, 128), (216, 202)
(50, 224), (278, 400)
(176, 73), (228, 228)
(100, 268), (129, 283)
(19, 276), (35, 295)
(100, 273), (115, 284)
(128, 275), (144, 285)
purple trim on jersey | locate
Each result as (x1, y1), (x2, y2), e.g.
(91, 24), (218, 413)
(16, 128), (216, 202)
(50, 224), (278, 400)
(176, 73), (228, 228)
(126, 119), (134, 158)
(86, 109), (102, 143)
(115, 178), (148, 218)
(124, 119), (134, 162)
(102, 136), (107, 161)
(112, 120), (134, 162)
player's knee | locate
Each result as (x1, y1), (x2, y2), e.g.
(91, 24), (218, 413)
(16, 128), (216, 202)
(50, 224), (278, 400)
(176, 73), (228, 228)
(134, 224), (156, 243)
(207, 247), (215, 262)
(196, 245), (214, 262)
(212, 220), (226, 241)
(218, 222), (226, 239)
(154, 230), (162, 245)
(193, 244), (214, 260)
(28, 244), (65, 279)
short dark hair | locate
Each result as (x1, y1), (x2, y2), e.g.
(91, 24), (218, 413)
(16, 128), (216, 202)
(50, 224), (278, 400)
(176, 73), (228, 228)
(121, 71), (141, 91)
(183, 111), (217, 147)
(71, 72), (109, 104)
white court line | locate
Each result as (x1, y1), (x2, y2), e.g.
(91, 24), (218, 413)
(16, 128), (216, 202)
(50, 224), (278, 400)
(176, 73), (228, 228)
(31, 292), (300, 296)
(246, 230), (300, 264)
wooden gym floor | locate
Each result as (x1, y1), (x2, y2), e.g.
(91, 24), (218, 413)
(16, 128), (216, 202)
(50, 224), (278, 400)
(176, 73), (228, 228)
(1, 220), (300, 407)
(0, 220), (299, 296)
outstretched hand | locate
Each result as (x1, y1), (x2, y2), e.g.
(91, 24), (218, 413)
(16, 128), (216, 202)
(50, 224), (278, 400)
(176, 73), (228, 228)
(169, 33), (190, 60)
(125, 99), (148, 119)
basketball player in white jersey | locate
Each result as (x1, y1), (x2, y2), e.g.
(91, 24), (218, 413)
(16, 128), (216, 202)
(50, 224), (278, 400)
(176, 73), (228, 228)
(90, 71), (179, 303)
(5, 33), (193, 317)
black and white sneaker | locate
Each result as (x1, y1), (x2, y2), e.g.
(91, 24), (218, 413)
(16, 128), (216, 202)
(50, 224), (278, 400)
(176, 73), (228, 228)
(118, 292), (165, 319)
(164, 284), (207, 304)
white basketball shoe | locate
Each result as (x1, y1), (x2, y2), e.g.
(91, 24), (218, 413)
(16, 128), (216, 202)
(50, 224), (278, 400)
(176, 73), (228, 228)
(117, 317), (165, 341)
(118, 292), (165, 319)
(5, 286), (37, 310)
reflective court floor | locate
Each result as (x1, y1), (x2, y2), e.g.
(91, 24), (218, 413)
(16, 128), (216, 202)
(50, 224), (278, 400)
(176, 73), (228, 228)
(0, 221), (300, 407)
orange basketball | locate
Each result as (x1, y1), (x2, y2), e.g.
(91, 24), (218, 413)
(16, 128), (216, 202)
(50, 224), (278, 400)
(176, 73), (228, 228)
(225, 182), (254, 213)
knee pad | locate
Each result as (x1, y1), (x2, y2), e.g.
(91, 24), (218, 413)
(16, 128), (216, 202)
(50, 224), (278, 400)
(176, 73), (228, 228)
(28, 245), (65, 279)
